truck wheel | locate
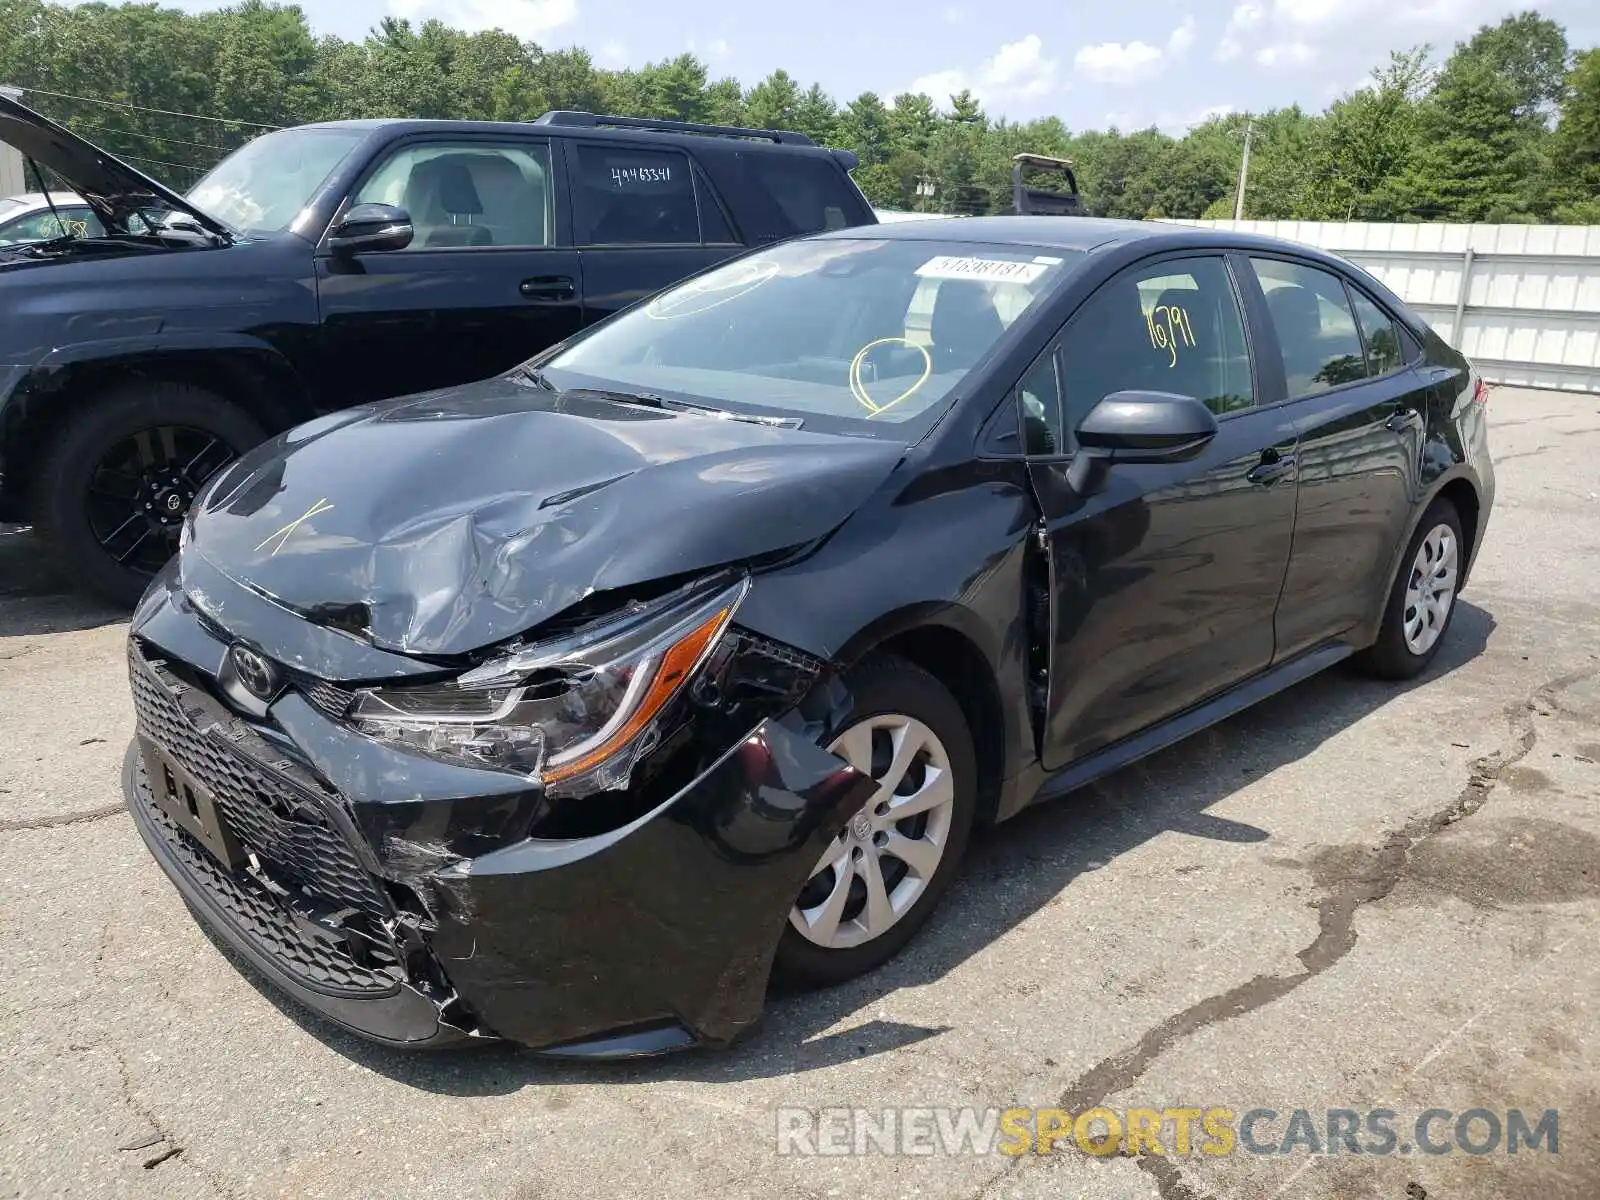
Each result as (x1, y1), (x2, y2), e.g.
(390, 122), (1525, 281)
(33, 382), (267, 607)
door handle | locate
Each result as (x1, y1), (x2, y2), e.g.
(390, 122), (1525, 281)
(1246, 451), (1297, 487)
(1385, 406), (1419, 433)
(520, 275), (575, 302)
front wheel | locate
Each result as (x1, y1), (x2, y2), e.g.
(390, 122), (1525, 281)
(32, 382), (266, 607)
(773, 654), (977, 989)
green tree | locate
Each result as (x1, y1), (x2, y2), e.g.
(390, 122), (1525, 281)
(1456, 10), (1569, 120)
(745, 69), (801, 131)
(836, 92), (892, 165)
(1549, 49), (1600, 221)
(1397, 48), (1546, 219)
(1300, 49), (1431, 219)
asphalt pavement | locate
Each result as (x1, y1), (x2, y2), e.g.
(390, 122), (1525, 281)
(1, 386), (1596, 1199)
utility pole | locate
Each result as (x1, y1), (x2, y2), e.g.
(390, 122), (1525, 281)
(1233, 117), (1254, 221)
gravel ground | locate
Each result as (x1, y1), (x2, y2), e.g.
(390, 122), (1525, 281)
(1, 386), (1596, 1199)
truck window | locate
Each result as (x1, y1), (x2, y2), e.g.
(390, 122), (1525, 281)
(698, 150), (872, 244)
(573, 145), (700, 246)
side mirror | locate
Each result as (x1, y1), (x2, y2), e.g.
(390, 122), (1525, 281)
(1068, 390), (1218, 494)
(327, 203), (413, 255)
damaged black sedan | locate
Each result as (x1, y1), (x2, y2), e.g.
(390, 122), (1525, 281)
(124, 217), (1495, 1056)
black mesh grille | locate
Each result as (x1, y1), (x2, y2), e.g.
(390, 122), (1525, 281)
(131, 759), (401, 995)
(299, 678), (356, 721)
(129, 642), (401, 994)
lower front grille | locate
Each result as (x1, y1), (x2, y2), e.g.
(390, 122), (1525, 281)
(128, 641), (401, 997)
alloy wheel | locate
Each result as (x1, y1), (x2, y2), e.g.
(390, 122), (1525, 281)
(84, 425), (237, 577)
(1403, 522), (1458, 655)
(789, 714), (957, 950)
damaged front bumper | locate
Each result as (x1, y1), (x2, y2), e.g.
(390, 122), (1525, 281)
(122, 571), (873, 1057)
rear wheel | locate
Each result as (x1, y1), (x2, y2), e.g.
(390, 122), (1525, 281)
(1356, 498), (1464, 680)
(773, 654), (977, 989)
(32, 382), (266, 606)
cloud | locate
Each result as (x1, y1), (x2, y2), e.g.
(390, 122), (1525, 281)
(596, 39), (627, 66)
(1073, 17), (1195, 85)
(387, 0), (577, 40)
(685, 34), (732, 62)
(908, 33), (1061, 107)
(1255, 41), (1316, 68)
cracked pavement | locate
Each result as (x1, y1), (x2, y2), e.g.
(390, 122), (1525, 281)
(2, 387), (1597, 1199)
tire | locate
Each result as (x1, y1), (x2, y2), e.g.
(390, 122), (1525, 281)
(773, 653), (978, 989)
(32, 382), (267, 607)
(1355, 497), (1465, 680)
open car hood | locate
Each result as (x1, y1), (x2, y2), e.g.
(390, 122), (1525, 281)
(0, 93), (230, 238)
(184, 376), (905, 658)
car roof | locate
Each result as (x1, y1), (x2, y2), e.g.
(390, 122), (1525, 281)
(2, 191), (88, 209)
(818, 215), (1202, 252)
(288, 118), (837, 156)
(817, 214), (1372, 273)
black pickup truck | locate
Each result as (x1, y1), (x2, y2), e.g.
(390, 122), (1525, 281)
(0, 97), (875, 603)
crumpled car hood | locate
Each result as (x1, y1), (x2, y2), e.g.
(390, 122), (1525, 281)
(186, 377), (905, 657)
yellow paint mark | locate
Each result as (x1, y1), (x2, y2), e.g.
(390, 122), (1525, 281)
(1147, 304), (1197, 368)
(255, 497), (334, 556)
(848, 337), (932, 416)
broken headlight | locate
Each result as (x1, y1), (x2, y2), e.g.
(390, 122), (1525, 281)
(348, 576), (747, 796)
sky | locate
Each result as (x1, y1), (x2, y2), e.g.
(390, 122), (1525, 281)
(151, 0), (1600, 134)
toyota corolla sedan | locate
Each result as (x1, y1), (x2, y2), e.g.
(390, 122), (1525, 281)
(123, 217), (1494, 1057)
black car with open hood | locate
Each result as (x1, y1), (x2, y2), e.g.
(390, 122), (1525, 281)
(0, 95), (876, 611)
(123, 217), (1495, 1055)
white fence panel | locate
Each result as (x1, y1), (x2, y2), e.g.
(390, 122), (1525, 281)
(1165, 219), (1600, 394)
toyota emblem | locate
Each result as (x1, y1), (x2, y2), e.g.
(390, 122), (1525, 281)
(229, 643), (280, 700)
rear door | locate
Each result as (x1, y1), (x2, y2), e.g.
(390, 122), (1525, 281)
(1240, 255), (1426, 659)
(561, 140), (744, 323)
(1024, 252), (1300, 769)
(313, 133), (584, 407)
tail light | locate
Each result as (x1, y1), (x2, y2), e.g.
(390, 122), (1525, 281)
(1473, 378), (1490, 406)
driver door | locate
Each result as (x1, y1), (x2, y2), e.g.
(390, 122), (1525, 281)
(312, 135), (584, 408)
(1022, 253), (1300, 769)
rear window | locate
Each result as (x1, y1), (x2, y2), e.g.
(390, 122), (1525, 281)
(699, 150), (872, 244)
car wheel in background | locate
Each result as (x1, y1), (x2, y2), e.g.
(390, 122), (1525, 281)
(773, 653), (978, 989)
(1356, 497), (1464, 680)
(33, 381), (266, 607)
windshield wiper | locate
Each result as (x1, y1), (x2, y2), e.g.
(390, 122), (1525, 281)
(514, 364), (559, 391)
(557, 386), (804, 428)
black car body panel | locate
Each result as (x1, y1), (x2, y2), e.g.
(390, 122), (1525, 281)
(121, 216), (1496, 1054)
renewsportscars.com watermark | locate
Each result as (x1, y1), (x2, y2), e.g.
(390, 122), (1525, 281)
(775, 1106), (1560, 1158)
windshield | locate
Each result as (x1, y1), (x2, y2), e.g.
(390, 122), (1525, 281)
(187, 127), (366, 235)
(538, 237), (1081, 438)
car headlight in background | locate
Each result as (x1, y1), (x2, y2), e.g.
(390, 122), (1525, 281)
(348, 575), (748, 796)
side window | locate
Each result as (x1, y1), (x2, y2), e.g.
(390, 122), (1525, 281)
(573, 145), (699, 245)
(1059, 255), (1254, 427)
(1019, 350), (1066, 455)
(0, 206), (102, 244)
(693, 167), (736, 243)
(354, 141), (554, 250)
(1250, 258), (1367, 397)
(744, 153), (856, 234)
(699, 151), (872, 244)
(1349, 287), (1404, 377)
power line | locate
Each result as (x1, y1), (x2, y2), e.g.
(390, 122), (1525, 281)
(117, 151), (210, 173)
(15, 87), (281, 130)
(51, 117), (244, 155)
